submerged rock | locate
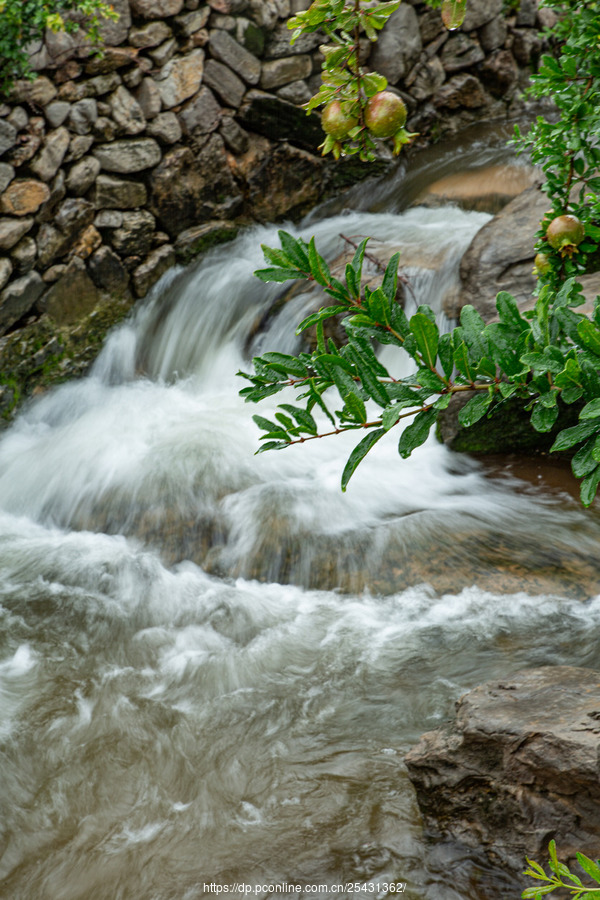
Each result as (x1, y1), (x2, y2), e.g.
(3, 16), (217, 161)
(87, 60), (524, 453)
(405, 666), (600, 874)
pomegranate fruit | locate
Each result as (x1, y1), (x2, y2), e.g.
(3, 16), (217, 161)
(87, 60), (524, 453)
(364, 91), (407, 139)
(533, 252), (552, 276)
(321, 100), (358, 141)
(546, 214), (585, 255)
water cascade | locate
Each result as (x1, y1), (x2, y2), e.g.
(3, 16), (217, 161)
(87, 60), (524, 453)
(1, 151), (599, 900)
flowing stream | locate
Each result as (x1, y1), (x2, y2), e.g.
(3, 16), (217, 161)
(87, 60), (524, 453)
(1, 143), (600, 900)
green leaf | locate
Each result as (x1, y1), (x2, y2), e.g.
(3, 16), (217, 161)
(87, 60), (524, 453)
(575, 854), (600, 884)
(254, 266), (306, 283)
(341, 427), (386, 491)
(458, 392), (493, 427)
(551, 420), (600, 453)
(278, 230), (309, 271)
(577, 319), (600, 356)
(398, 408), (437, 459)
(522, 886), (557, 898)
(453, 341), (475, 382)
(279, 404), (317, 435)
(261, 352), (308, 377)
(460, 305), (489, 358)
(410, 313), (439, 369)
(572, 438), (600, 477)
(344, 391), (367, 424)
(438, 333), (454, 379)
(381, 252), (400, 302)
(531, 401), (559, 432)
(441, 0), (467, 29)
(580, 399), (600, 420)
(496, 291), (529, 331)
(308, 236), (331, 287)
(296, 305), (348, 333)
(581, 466), (600, 506)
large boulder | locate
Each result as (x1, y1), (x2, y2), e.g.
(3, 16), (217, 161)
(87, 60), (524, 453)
(405, 666), (600, 874)
(454, 184), (546, 319)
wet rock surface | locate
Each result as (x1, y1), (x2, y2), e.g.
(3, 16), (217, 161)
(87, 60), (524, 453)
(405, 666), (600, 873)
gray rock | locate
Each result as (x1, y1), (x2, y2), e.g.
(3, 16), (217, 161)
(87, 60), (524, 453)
(149, 38), (178, 68)
(133, 244), (176, 297)
(154, 50), (205, 109)
(55, 198), (96, 242)
(88, 245), (129, 293)
(109, 210), (156, 257)
(236, 17), (265, 57)
(88, 73), (123, 97)
(36, 170), (67, 223)
(129, 21), (173, 49)
(7, 107), (28, 131)
(36, 223), (68, 267)
(175, 7), (210, 36)
(265, 21), (321, 58)
(44, 101), (71, 129)
(93, 117), (118, 142)
(174, 219), (238, 263)
(69, 99), (98, 135)
(130, 0), (183, 16)
(123, 68), (144, 90)
(461, 0), (503, 31)
(0, 271), (44, 335)
(66, 156), (102, 196)
(150, 137), (241, 236)
(0, 163), (14, 195)
(30, 127), (70, 181)
(516, 0), (538, 26)
(369, 5), (422, 85)
(409, 56), (446, 101)
(146, 112), (183, 144)
(203, 60), (247, 107)
(210, 29), (261, 85)
(95, 173), (148, 209)
(94, 209), (124, 229)
(512, 29), (542, 66)
(42, 264), (68, 284)
(231, 89), (324, 148)
(261, 55), (312, 90)
(434, 73), (487, 109)
(441, 34), (485, 73)
(93, 138), (162, 173)
(65, 135), (95, 163)
(478, 15), (508, 53)
(455, 185), (547, 319)
(219, 117), (249, 154)
(98, 0), (131, 45)
(0, 258), (13, 291)
(419, 7), (445, 44)
(9, 77), (57, 107)
(11, 236), (37, 274)
(39, 257), (100, 324)
(0, 120), (17, 157)
(179, 87), (221, 136)
(109, 86), (147, 135)
(276, 80), (311, 104)
(134, 80), (162, 120)
(247, 0), (283, 29)
(480, 49), (519, 97)
(405, 667), (600, 873)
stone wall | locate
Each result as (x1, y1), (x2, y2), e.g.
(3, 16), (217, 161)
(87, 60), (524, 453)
(0, 0), (549, 417)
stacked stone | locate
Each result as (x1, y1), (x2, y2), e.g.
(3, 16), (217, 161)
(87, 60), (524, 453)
(371, 0), (547, 136)
(0, 0), (548, 350)
(0, 0), (319, 340)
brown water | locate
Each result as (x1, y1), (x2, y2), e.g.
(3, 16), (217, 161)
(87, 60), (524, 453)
(0, 149), (599, 900)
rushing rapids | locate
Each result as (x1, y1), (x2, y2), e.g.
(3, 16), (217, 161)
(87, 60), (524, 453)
(1, 149), (600, 900)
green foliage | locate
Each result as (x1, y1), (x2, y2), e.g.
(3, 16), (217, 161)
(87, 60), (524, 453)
(0, 0), (118, 93)
(289, 1), (460, 160)
(239, 0), (600, 506)
(240, 231), (600, 496)
(523, 841), (600, 900)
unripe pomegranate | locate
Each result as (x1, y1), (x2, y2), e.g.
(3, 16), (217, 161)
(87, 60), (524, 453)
(364, 91), (407, 139)
(546, 214), (585, 255)
(321, 100), (358, 141)
(533, 252), (552, 276)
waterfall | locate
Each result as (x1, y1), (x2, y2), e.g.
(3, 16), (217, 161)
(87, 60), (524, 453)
(0, 180), (599, 900)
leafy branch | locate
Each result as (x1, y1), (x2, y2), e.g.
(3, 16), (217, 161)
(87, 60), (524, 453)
(523, 841), (600, 900)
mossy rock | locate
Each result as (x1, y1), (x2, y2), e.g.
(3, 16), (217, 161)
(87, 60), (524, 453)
(437, 390), (582, 456)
